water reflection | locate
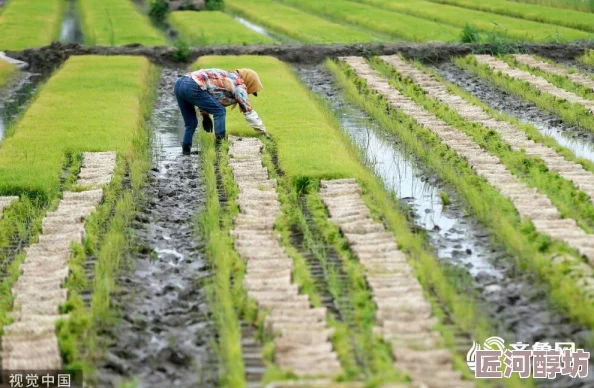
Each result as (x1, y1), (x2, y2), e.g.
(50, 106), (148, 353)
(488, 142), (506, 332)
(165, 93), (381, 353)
(0, 72), (38, 144)
(338, 106), (501, 276)
(60, 0), (83, 44)
(234, 16), (274, 38)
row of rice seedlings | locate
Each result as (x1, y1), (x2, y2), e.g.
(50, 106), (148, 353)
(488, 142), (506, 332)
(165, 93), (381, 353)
(225, 0), (380, 44)
(457, 55), (594, 135)
(194, 55), (498, 386)
(351, 0), (590, 41)
(0, 0), (63, 50)
(427, 0), (594, 32)
(328, 58), (594, 337)
(169, 11), (276, 46)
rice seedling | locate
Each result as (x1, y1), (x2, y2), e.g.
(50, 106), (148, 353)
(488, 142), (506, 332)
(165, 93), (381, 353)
(79, 0), (167, 46)
(169, 11), (276, 46)
(458, 55), (594, 134)
(350, 0), (590, 41)
(0, 56), (155, 200)
(225, 0), (380, 44)
(427, 0), (594, 32)
(329, 58), (594, 332)
(279, 0), (461, 42)
(0, 0), (63, 50)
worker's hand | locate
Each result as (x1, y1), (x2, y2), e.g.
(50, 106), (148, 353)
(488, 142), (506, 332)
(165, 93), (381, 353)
(244, 110), (270, 138)
(201, 113), (213, 133)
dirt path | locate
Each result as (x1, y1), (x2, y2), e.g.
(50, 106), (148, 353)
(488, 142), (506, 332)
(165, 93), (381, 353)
(96, 69), (218, 387)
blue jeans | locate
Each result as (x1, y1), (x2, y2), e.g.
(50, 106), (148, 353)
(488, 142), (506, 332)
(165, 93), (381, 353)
(174, 76), (226, 147)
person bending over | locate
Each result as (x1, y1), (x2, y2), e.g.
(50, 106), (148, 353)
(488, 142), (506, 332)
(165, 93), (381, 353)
(174, 67), (268, 155)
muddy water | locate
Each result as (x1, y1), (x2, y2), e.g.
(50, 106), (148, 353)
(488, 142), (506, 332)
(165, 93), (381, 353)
(96, 69), (218, 387)
(435, 63), (594, 164)
(297, 65), (594, 387)
(60, 0), (83, 44)
(0, 71), (41, 143)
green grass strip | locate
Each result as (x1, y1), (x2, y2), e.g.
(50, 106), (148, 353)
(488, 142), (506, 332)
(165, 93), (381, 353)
(79, 0), (167, 46)
(169, 11), (276, 46)
(409, 59), (594, 185)
(350, 0), (590, 41)
(457, 55), (594, 135)
(504, 55), (594, 102)
(370, 57), (594, 234)
(194, 55), (497, 385)
(0, 55), (155, 200)
(329, 58), (594, 336)
(0, 0), (63, 50)
(427, 0), (594, 33)
(512, 0), (594, 13)
(225, 0), (380, 44)
(279, 0), (460, 42)
(579, 50), (594, 66)
(0, 59), (16, 88)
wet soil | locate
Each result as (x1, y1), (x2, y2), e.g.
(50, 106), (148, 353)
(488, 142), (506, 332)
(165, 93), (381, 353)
(7, 41), (594, 76)
(0, 71), (43, 143)
(297, 65), (594, 387)
(435, 63), (594, 163)
(96, 69), (218, 387)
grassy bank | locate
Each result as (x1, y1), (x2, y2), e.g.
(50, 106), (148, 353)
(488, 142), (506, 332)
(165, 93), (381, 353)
(427, 0), (594, 32)
(194, 55), (496, 385)
(79, 0), (167, 46)
(351, 0), (590, 41)
(0, 56), (156, 200)
(169, 11), (276, 46)
(457, 55), (594, 135)
(225, 0), (379, 43)
(0, 60), (16, 88)
(329, 58), (594, 335)
(0, 0), (63, 50)
(279, 0), (460, 42)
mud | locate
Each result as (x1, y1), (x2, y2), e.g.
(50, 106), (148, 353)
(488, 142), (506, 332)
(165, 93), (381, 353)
(59, 0), (83, 44)
(435, 63), (594, 163)
(6, 41), (594, 76)
(96, 69), (218, 387)
(298, 65), (594, 387)
(0, 71), (42, 143)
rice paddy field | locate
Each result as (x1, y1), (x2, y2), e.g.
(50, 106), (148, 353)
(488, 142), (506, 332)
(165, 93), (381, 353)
(2, 0), (594, 387)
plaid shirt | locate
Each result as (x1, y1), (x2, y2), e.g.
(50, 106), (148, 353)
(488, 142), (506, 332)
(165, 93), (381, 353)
(187, 68), (252, 113)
